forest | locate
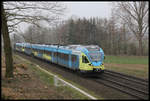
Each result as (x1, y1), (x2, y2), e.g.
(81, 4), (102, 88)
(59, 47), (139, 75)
(13, 16), (148, 56)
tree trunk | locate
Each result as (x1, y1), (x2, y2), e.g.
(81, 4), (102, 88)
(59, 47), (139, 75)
(139, 38), (143, 56)
(1, 3), (14, 78)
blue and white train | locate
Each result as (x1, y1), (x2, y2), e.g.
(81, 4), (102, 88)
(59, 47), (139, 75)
(15, 43), (105, 74)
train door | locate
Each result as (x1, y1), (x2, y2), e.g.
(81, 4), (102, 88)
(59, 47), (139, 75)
(79, 53), (92, 71)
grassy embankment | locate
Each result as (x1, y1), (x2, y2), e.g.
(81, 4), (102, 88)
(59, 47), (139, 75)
(104, 55), (148, 79)
(14, 54), (102, 99)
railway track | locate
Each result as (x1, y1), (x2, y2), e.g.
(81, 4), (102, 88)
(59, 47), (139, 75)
(93, 70), (149, 100)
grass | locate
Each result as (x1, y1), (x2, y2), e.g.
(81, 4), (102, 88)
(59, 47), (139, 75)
(104, 55), (148, 64)
(28, 63), (92, 99)
(105, 65), (148, 79)
(104, 55), (149, 79)
(55, 74), (103, 99)
(29, 64), (54, 85)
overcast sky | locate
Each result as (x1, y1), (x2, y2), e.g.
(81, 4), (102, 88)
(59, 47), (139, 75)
(18, 2), (112, 33)
(63, 2), (112, 19)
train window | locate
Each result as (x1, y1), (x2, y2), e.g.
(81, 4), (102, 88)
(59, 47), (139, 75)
(54, 52), (57, 57)
(38, 49), (40, 52)
(63, 53), (65, 60)
(48, 51), (51, 56)
(28, 48), (31, 51)
(59, 53), (68, 60)
(58, 52), (61, 58)
(36, 49), (39, 52)
(64, 54), (69, 61)
(39, 49), (43, 53)
(45, 50), (47, 54)
(25, 48), (26, 50)
(62, 53), (64, 59)
(45, 50), (51, 55)
(33, 48), (36, 51)
(34, 49), (38, 52)
(82, 56), (89, 63)
(61, 53), (64, 59)
(72, 55), (76, 62)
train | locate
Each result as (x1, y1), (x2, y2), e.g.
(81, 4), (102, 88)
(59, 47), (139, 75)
(15, 43), (105, 75)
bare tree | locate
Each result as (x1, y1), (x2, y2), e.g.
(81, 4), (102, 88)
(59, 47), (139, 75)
(2, 1), (66, 78)
(2, 3), (14, 78)
(114, 2), (149, 55)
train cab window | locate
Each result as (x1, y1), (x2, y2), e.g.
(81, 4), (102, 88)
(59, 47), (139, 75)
(82, 56), (89, 63)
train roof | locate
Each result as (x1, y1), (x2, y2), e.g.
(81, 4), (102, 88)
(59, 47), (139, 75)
(15, 43), (101, 55)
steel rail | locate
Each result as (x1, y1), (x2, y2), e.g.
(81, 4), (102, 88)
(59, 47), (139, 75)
(105, 70), (148, 82)
(101, 73), (148, 92)
(94, 79), (147, 100)
(99, 75), (148, 95)
(104, 71), (148, 86)
(93, 69), (149, 100)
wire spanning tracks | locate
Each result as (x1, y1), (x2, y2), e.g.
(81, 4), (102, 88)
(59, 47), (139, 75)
(94, 70), (149, 100)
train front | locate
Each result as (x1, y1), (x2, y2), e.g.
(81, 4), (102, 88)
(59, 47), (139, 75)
(80, 45), (105, 74)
